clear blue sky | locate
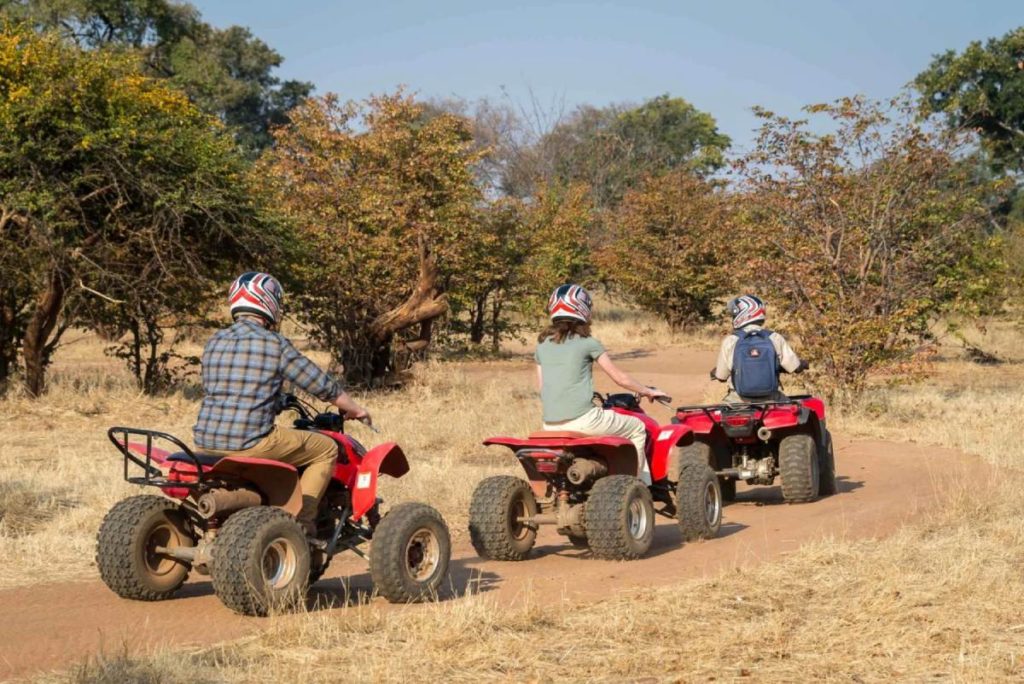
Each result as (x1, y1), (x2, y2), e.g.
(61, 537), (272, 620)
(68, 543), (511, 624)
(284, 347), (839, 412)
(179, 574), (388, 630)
(195, 0), (1021, 152)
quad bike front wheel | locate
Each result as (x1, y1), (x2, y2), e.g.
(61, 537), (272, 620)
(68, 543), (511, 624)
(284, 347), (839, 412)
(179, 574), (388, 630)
(780, 434), (820, 503)
(818, 430), (837, 496)
(96, 494), (195, 601)
(676, 462), (723, 541)
(370, 502), (451, 603)
(676, 441), (735, 502)
(211, 506), (310, 617)
(585, 475), (655, 560)
(468, 476), (539, 560)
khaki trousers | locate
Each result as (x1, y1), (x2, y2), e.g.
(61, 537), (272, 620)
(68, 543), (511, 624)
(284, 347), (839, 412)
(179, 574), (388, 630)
(203, 427), (338, 525)
(545, 407), (651, 485)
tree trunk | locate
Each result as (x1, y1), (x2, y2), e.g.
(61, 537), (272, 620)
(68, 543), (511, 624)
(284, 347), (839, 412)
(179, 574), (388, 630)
(490, 297), (503, 354)
(369, 239), (448, 344)
(0, 289), (21, 389)
(469, 296), (486, 345)
(22, 268), (66, 397)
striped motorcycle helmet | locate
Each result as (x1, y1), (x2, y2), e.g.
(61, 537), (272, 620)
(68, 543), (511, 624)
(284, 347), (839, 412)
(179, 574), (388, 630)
(229, 272), (284, 326)
(547, 284), (593, 323)
(727, 294), (766, 329)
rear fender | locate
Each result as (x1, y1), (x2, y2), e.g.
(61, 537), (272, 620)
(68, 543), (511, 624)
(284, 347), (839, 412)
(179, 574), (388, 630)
(486, 439), (639, 496)
(126, 441), (172, 465)
(762, 404), (804, 431)
(205, 457), (302, 516)
(126, 442), (192, 499)
(350, 442), (410, 521)
(649, 424), (694, 482)
(674, 411), (717, 435)
(763, 406), (826, 443)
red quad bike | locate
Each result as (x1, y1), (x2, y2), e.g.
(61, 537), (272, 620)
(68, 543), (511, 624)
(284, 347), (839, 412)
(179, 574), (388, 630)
(470, 392), (723, 561)
(673, 394), (836, 503)
(96, 394), (451, 616)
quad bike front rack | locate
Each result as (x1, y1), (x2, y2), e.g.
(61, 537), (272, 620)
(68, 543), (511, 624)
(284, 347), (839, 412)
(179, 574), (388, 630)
(107, 427), (207, 489)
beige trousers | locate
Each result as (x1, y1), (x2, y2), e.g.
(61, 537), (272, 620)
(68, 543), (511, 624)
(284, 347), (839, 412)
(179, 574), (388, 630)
(203, 427), (338, 525)
(545, 407), (651, 485)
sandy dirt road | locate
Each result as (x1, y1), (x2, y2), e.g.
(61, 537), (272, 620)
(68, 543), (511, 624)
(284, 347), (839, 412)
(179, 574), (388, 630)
(0, 348), (983, 680)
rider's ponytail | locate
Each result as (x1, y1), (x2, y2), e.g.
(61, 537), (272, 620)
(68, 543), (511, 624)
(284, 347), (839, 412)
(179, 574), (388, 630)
(537, 318), (591, 344)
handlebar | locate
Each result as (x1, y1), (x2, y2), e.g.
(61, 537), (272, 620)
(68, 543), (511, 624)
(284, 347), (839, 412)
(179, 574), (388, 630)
(282, 394), (377, 433)
(592, 390), (673, 410)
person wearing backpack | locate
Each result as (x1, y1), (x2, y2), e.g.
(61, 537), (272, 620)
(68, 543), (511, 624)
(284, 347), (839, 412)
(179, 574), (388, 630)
(711, 294), (807, 403)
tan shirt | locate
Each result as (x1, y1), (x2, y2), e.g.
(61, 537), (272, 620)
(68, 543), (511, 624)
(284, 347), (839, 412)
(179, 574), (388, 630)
(714, 325), (803, 389)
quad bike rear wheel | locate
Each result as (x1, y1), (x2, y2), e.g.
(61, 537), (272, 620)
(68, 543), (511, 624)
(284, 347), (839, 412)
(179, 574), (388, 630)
(676, 463), (723, 541)
(818, 429), (837, 496)
(585, 475), (655, 560)
(468, 476), (539, 560)
(370, 502), (451, 603)
(566, 533), (589, 549)
(96, 494), (195, 601)
(780, 434), (820, 503)
(211, 506), (310, 617)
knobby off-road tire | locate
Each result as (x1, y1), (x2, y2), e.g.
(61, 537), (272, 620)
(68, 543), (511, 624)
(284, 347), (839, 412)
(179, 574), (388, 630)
(780, 434), (820, 503)
(468, 476), (539, 560)
(818, 430), (837, 496)
(676, 463), (723, 542)
(585, 475), (655, 560)
(96, 494), (194, 601)
(370, 503), (451, 603)
(676, 441), (735, 502)
(211, 506), (310, 617)
(566, 534), (589, 549)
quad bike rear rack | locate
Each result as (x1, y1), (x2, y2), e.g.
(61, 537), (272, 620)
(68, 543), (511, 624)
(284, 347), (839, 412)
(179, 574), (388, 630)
(107, 427), (207, 489)
(675, 395), (811, 417)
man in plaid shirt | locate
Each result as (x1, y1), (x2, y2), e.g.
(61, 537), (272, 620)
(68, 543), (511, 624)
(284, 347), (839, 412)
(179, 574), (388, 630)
(193, 272), (370, 533)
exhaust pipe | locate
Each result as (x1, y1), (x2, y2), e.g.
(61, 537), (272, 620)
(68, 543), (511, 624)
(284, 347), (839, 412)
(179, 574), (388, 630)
(757, 426), (773, 442)
(196, 488), (262, 519)
(566, 458), (608, 485)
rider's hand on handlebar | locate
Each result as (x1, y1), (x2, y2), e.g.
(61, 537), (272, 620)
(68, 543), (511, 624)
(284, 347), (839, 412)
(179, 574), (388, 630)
(332, 391), (371, 426)
(642, 387), (671, 404)
(345, 406), (372, 427)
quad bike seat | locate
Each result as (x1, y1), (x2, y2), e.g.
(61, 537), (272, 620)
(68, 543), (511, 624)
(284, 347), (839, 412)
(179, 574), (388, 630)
(167, 451), (224, 468)
(528, 430), (589, 440)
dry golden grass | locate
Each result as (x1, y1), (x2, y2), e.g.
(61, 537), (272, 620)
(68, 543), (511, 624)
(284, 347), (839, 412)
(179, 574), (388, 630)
(6, 309), (1024, 681)
(0, 337), (539, 588)
(52, 484), (1024, 683)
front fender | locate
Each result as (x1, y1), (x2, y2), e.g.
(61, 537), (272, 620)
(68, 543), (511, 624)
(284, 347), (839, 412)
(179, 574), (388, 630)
(350, 442), (410, 521)
(649, 424), (694, 482)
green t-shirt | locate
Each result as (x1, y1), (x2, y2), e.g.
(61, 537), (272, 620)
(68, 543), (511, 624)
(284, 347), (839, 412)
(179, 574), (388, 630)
(535, 334), (606, 422)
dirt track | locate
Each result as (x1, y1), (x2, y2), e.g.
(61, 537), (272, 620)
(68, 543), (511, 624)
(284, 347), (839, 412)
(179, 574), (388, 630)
(0, 347), (984, 680)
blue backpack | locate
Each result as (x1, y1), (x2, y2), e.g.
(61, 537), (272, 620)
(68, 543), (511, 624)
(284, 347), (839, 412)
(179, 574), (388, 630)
(731, 329), (779, 399)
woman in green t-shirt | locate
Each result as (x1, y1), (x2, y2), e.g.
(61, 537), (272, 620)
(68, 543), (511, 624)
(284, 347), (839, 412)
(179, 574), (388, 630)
(535, 284), (668, 485)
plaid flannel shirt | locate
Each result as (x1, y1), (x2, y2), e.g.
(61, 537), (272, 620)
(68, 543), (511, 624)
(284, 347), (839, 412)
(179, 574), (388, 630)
(193, 319), (344, 451)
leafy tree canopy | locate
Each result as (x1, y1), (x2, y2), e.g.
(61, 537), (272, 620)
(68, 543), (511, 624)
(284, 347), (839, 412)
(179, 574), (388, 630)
(260, 91), (484, 384)
(537, 94), (730, 207)
(916, 26), (1024, 175)
(0, 0), (312, 152)
(0, 25), (282, 394)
